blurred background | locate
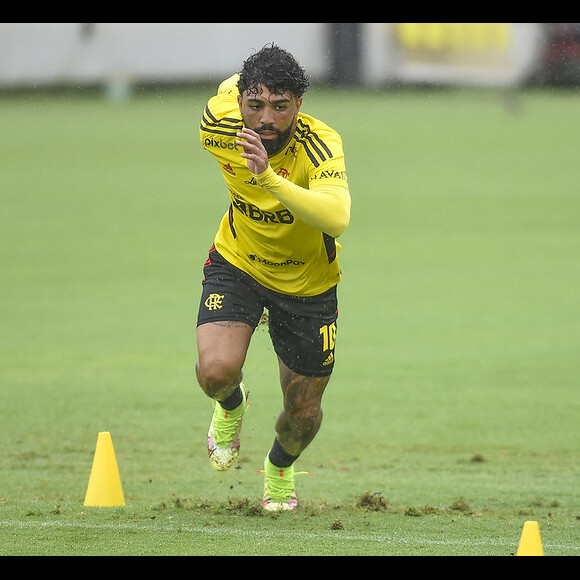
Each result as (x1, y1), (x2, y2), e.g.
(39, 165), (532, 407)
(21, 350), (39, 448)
(1, 23), (579, 94)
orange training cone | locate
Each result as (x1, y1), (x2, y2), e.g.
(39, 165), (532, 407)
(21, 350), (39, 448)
(516, 521), (544, 556)
(84, 431), (125, 506)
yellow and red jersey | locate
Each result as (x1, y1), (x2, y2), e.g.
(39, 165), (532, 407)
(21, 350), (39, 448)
(199, 74), (350, 296)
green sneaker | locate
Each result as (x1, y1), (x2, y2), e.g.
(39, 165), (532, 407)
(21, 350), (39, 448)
(207, 384), (249, 471)
(260, 455), (312, 512)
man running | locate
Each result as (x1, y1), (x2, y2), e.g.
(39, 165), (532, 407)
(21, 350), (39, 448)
(197, 43), (351, 511)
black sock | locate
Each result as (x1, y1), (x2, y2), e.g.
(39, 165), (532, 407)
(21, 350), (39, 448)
(219, 384), (243, 411)
(268, 438), (299, 468)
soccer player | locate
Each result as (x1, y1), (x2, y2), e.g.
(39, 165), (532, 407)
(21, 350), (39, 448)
(196, 43), (351, 511)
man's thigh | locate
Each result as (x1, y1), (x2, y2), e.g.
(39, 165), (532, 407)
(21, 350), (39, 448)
(196, 320), (254, 371)
(196, 248), (264, 370)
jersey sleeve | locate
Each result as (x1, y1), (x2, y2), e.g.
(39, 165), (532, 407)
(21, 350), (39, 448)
(254, 165), (350, 238)
(217, 73), (240, 95)
(200, 74), (243, 148)
(254, 118), (350, 238)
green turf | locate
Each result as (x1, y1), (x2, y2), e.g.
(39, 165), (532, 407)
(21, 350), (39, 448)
(0, 84), (578, 556)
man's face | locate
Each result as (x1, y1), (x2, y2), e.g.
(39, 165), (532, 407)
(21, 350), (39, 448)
(238, 85), (302, 156)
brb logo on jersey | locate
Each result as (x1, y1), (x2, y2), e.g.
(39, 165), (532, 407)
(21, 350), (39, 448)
(231, 196), (294, 225)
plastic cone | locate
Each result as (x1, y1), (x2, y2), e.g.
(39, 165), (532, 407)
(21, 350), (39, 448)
(84, 432), (125, 506)
(516, 521), (544, 556)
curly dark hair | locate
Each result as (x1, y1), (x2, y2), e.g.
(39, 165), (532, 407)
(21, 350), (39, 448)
(237, 43), (310, 99)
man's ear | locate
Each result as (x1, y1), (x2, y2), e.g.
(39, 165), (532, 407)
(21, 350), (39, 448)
(237, 94), (243, 112)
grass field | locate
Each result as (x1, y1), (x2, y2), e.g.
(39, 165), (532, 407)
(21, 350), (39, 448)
(1, 82), (579, 556)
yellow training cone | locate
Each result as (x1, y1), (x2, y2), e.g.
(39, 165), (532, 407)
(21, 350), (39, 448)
(516, 521), (544, 556)
(84, 432), (125, 506)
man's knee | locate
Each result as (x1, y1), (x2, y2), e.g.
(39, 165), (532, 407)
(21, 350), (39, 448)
(196, 360), (242, 400)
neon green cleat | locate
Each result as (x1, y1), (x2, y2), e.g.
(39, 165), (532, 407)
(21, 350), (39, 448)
(207, 384), (249, 471)
(259, 455), (313, 512)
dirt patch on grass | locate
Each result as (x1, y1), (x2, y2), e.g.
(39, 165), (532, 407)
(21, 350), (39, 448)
(355, 491), (389, 511)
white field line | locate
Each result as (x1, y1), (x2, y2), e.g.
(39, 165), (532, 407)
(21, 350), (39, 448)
(0, 519), (577, 552)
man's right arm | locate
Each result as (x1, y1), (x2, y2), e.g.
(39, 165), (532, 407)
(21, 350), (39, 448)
(217, 73), (240, 96)
(200, 75), (243, 149)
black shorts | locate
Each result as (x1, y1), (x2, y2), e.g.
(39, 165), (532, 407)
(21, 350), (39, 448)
(197, 247), (338, 377)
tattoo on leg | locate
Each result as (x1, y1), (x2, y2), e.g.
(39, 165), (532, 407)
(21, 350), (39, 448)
(276, 372), (329, 455)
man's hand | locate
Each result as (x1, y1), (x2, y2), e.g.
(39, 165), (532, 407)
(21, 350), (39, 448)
(236, 128), (269, 175)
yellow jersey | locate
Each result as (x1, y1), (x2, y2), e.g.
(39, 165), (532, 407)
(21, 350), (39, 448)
(199, 74), (350, 297)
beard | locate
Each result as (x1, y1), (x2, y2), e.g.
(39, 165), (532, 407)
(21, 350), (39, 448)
(253, 123), (294, 156)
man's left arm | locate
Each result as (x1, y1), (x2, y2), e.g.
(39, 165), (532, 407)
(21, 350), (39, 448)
(236, 127), (351, 238)
(253, 165), (350, 238)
